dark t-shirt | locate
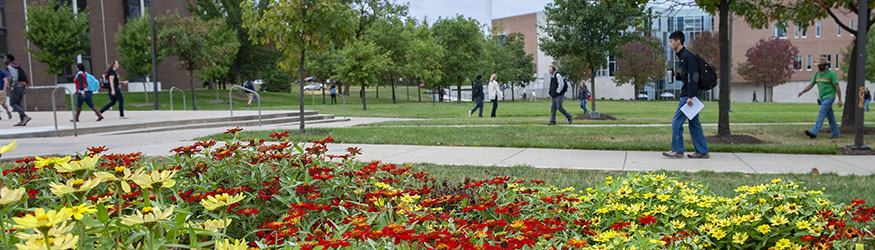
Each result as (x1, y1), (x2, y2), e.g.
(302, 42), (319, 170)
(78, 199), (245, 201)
(107, 69), (120, 90)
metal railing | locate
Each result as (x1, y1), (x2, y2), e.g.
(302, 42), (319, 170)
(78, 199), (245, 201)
(169, 86), (186, 110)
(229, 85), (261, 126)
(31, 86), (78, 137)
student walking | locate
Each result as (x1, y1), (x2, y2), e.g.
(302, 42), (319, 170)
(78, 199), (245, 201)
(244, 80), (256, 107)
(468, 75), (485, 117)
(72, 63), (104, 122)
(865, 87), (871, 112)
(5, 54), (31, 126)
(663, 31), (709, 159)
(0, 69), (13, 120)
(578, 81), (590, 115)
(329, 85), (338, 104)
(487, 74), (502, 117)
(546, 65), (572, 125)
(99, 60), (128, 118)
(798, 57), (843, 139)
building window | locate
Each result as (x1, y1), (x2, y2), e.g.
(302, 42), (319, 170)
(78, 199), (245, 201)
(56, 0), (92, 83)
(774, 23), (787, 38)
(838, 22), (842, 36)
(676, 17), (684, 31)
(123, 0), (151, 20)
(836, 54), (840, 69)
(820, 54), (831, 68)
(802, 27), (808, 38)
(608, 56), (616, 77)
(0, 0), (7, 55)
(794, 56), (801, 71)
(816, 21), (821, 37)
(851, 19), (855, 36)
(795, 25), (799, 38)
(807, 55), (812, 71)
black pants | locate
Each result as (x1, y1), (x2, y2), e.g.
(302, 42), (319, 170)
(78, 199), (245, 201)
(331, 94), (337, 104)
(100, 91), (124, 117)
(490, 98), (498, 117)
(76, 91), (96, 109)
(9, 88), (26, 120)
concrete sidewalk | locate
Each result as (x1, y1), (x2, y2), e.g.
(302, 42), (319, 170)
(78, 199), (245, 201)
(1, 115), (872, 176)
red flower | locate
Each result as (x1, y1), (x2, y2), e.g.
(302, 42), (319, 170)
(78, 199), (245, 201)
(638, 214), (657, 225)
(851, 198), (867, 207)
(86, 146), (109, 156)
(801, 234), (817, 242)
(316, 238), (350, 249)
(224, 127), (243, 134)
(235, 207), (260, 216)
(313, 136), (334, 145)
(269, 131), (290, 139)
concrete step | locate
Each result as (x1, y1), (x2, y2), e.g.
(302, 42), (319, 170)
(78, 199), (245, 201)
(105, 114), (348, 135)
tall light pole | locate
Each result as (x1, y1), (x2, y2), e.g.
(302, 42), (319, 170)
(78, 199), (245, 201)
(849, 0), (870, 150)
(150, 0), (160, 110)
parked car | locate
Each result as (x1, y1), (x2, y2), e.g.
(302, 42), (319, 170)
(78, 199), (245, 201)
(303, 83), (325, 91)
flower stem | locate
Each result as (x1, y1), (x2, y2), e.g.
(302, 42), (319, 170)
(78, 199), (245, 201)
(78, 222), (85, 250)
(0, 214), (7, 248)
(43, 234), (52, 250)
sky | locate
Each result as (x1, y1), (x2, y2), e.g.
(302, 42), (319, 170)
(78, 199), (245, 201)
(399, 0), (553, 27)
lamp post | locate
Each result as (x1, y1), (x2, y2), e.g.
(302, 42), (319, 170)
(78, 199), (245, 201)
(848, 0), (870, 151)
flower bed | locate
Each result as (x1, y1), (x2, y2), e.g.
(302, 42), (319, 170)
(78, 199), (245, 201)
(0, 128), (873, 250)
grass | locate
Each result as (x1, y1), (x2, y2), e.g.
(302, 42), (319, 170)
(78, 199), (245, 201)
(81, 88), (875, 124)
(411, 163), (875, 205)
(205, 124), (874, 154)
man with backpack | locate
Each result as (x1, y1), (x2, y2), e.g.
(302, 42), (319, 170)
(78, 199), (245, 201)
(5, 54), (31, 126)
(547, 65), (573, 125)
(578, 81), (590, 115)
(72, 63), (104, 122)
(663, 31), (709, 159)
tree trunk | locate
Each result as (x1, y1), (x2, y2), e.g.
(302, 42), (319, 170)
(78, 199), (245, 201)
(717, 1), (732, 137)
(376, 85), (379, 99)
(361, 85), (367, 110)
(343, 83), (351, 96)
(842, 44), (859, 129)
(299, 49), (306, 132)
(457, 80), (462, 104)
(590, 68), (597, 112)
(418, 83), (422, 102)
(189, 69), (198, 110)
(391, 76), (397, 104)
(511, 84), (515, 102)
(322, 83), (326, 105)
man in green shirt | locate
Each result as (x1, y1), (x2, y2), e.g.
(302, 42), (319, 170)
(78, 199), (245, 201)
(798, 57), (843, 139)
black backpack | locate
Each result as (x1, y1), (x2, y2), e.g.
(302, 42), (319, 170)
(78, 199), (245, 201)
(694, 54), (718, 90)
(100, 73), (111, 89)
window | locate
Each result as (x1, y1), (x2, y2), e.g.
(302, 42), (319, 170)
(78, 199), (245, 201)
(56, 0), (92, 83)
(807, 55), (812, 71)
(774, 23), (787, 38)
(851, 19), (856, 36)
(676, 17), (685, 31)
(794, 56), (803, 71)
(123, 0), (151, 20)
(795, 25), (799, 38)
(838, 22), (841, 36)
(816, 21), (821, 37)
(802, 27), (808, 38)
(608, 56), (616, 77)
(836, 54), (840, 69)
(820, 54), (831, 68)
(0, 0), (6, 54)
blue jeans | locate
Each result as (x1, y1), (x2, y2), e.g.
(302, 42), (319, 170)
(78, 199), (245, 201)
(76, 91), (96, 109)
(865, 98), (870, 111)
(671, 97), (709, 154)
(470, 97), (484, 117)
(811, 98), (839, 137)
(580, 99), (588, 114)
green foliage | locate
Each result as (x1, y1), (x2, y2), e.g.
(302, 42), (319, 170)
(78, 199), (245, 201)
(505, 33), (536, 88)
(157, 13), (211, 72)
(260, 67), (292, 93)
(116, 14), (164, 78)
(197, 22), (240, 83)
(839, 33), (874, 82)
(405, 20), (445, 90)
(432, 16), (484, 93)
(23, 2), (89, 77)
(333, 40), (390, 109)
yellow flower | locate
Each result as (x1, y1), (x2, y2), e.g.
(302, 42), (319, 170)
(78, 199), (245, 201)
(54, 156), (100, 173)
(215, 238), (249, 250)
(188, 219), (232, 232)
(770, 214), (789, 226)
(14, 233), (78, 250)
(656, 194), (670, 202)
(399, 194), (420, 204)
(710, 229), (727, 240)
(731, 232), (748, 244)
(681, 209), (699, 218)
(757, 224), (771, 234)
(121, 206), (174, 226)
(616, 186), (633, 198)
(0, 186), (26, 206)
(13, 208), (69, 231)
(775, 238), (792, 250)
(16, 220), (75, 241)
(94, 167), (135, 193)
(131, 170), (177, 190)
(669, 220), (686, 229)
(64, 204), (97, 220)
(795, 220), (811, 230)
(784, 203), (800, 214)
(0, 140), (17, 154)
(34, 156), (71, 169)
(49, 178), (99, 196)
(200, 193), (245, 211)
(772, 178), (782, 183)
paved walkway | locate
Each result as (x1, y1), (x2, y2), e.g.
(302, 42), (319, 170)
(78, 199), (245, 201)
(1, 114), (872, 176)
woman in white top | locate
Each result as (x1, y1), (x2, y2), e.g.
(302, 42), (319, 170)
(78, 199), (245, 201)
(487, 74), (502, 117)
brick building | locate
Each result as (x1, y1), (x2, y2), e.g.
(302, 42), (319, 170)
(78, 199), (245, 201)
(1, 0), (193, 111)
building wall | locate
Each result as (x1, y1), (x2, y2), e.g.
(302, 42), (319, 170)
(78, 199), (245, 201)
(492, 12), (539, 71)
(3, 0), (194, 111)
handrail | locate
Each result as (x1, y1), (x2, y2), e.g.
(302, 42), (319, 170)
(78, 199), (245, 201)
(43, 86), (77, 137)
(169, 86), (186, 110)
(229, 85), (261, 126)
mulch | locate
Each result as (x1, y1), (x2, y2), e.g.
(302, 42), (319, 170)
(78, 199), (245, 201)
(705, 135), (766, 144)
(289, 130), (328, 136)
(836, 147), (875, 155)
(573, 114), (619, 121)
(819, 126), (875, 135)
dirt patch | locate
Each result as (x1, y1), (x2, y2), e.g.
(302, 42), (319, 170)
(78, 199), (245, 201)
(209, 100), (230, 104)
(837, 146), (875, 155)
(705, 135), (766, 144)
(133, 103), (157, 108)
(819, 126), (875, 135)
(573, 114), (619, 121)
(289, 130), (328, 136)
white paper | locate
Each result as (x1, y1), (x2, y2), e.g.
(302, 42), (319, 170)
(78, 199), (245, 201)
(679, 97), (705, 120)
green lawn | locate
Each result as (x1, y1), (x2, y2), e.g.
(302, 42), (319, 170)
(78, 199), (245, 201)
(412, 164), (875, 205)
(205, 124), (875, 154)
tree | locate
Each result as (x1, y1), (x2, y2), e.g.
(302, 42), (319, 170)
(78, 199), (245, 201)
(688, 31), (720, 72)
(405, 20), (445, 104)
(733, 0), (873, 130)
(504, 33), (536, 102)
(432, 16), (484, 103)
(614, 36), (666, 99)
(333, 40), (390, 110)
(365, 16), (412, 104)
(737, 38), (798, 102)
(242, 0), (355, 132)
(539, 0), (645, 112)
(24, 2), (89, 83)
(197, 21), (240, 99)
(158, 13), (216, 110)
(117, 14), (166, 80)
(483, 32), (512, 98)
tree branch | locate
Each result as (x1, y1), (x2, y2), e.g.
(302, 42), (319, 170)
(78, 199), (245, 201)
(826, 8), (857, 35)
